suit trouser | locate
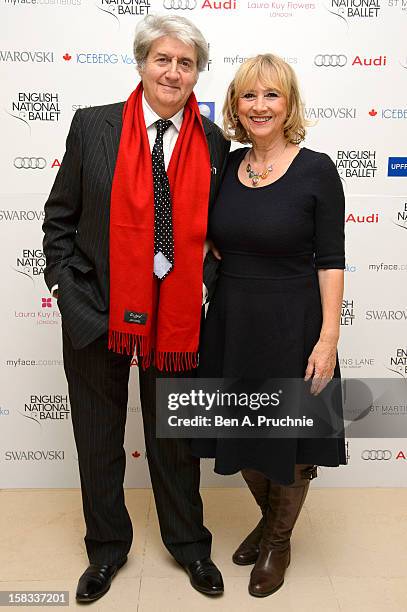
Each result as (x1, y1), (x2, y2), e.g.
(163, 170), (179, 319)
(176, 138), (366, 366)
(62, 329), (212, 566)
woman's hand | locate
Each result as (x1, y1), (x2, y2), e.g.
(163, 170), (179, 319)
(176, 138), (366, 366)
(208, 239), (221, 260)
(203, 240), (221, 260)
(304, 337), (338, 395)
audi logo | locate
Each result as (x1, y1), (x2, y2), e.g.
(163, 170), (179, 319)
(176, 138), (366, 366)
(361, 450), (392, 460)
(163, 0), (197, 8)
(14, 157), (46, 170)
(314, 54), (347, 68)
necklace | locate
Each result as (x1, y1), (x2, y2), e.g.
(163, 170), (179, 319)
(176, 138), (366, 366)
(246, 142), (288, 187)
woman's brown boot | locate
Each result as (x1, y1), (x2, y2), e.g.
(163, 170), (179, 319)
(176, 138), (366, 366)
(232, 469), (269, 565)
(248, 464), (317, 597)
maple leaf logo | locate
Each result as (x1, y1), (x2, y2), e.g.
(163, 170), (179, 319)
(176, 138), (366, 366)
(368, 108), (378, 117)
(63, 53), (72, 61)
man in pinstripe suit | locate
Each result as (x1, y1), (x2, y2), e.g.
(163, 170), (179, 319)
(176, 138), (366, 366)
(42, 14), (229, 603)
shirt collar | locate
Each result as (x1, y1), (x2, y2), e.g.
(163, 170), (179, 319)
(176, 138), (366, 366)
(142, 92), (184, 132)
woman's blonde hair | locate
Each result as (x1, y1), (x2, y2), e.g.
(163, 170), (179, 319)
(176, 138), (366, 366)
(223, 54), (307, 144)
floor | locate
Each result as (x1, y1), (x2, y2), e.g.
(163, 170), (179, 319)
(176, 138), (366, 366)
(1, 487), (407, 611)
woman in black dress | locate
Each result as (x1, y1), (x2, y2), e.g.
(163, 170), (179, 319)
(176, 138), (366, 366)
(193, 54), (346, 597)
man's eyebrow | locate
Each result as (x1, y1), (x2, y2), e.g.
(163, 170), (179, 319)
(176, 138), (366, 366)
(154, 52), (195, 62)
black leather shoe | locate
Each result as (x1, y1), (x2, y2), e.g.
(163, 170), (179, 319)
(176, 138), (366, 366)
(76, 557), (127, 603)
(184, 557), (224, 596)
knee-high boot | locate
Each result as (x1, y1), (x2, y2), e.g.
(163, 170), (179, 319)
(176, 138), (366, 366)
(232, 469), (270, 565)
(248, 464), (317, 597)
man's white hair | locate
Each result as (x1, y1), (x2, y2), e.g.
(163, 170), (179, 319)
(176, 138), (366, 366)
(134, 14), (209, 73)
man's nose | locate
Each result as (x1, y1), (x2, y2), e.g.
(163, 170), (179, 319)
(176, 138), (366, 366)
(166, 58), (180, 79)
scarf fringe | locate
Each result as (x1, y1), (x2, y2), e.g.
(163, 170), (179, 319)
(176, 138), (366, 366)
(108, 331), (198, 372)
(155, 350), (198, 372)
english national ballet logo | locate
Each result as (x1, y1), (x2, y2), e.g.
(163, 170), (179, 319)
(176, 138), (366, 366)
(325, 0), (380, 24)
(17, 394), (70, 428)
(387, 347), (407, 378)
(341, 298), (355, 326)
(392, 200), (407, 231)
(12, 247), (45, 283)
(5, 92), (61, 134)
(95, 0), (150, 26)
(335, 150), (377, 179)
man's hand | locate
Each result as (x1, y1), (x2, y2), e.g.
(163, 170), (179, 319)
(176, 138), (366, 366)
(304, 337), (337, 395)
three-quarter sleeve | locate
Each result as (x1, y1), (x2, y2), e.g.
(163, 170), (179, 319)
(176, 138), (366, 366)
(313, 153), (345, 269)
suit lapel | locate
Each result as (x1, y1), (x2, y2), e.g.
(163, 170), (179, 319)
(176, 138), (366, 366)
(102, 103), (124, 182)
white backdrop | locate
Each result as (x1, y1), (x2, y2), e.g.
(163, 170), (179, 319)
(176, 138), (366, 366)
(1, 1), (406, 488)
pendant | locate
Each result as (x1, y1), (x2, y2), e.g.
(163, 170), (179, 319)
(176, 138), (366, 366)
(246, 161), (274, 186)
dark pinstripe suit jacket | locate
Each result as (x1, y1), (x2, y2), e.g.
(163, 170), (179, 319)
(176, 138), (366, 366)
(43, 102), (230, 349)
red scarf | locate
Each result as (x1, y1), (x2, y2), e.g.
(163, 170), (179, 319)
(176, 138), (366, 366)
(108, 84), (211, 371)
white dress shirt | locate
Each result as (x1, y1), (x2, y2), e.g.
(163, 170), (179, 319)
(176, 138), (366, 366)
(142, 93), (184, 168)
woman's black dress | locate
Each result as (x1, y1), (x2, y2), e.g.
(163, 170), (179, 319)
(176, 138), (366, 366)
(192, 147), (347, 485)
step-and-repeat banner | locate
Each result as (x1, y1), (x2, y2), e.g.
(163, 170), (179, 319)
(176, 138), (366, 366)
(1, 2), (406, 488)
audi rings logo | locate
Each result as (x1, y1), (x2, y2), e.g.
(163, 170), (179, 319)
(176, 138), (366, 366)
(163, 0), (197, 8)
(314, 54), (347, 68)
(361, 450), (392, 460)
(14, 157), (46, 170)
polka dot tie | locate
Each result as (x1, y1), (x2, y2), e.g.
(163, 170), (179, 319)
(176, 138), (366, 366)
(152, 119), (173, 279)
